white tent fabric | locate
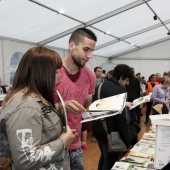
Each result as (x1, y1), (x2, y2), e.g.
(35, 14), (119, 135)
(0, 0), (170, 59)
(1, 0), (170, 85)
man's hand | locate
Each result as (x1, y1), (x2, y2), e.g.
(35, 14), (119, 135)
(56, 100), (86, 114)
(125, 102), (133, 109)
(163, 101), (168, 105)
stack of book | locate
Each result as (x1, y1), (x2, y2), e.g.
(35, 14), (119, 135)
(112, 130), (156, 170)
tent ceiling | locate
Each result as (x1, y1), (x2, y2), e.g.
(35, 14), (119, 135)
(0, 0), (170, 59)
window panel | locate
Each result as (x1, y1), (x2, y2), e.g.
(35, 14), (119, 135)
(126, 26), (169, 46)
(0, 0), (80, 42)
(47, 35), (70, 49)
(93, 4), (160, 37)
(36, 0), (136, 22)
(149, 0), (170, 21)
(93, 41), (136, 57)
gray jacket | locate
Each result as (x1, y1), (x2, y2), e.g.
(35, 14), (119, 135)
(0, 92), (70, 170)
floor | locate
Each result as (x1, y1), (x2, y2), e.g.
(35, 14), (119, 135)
(83, 107), (151, 170)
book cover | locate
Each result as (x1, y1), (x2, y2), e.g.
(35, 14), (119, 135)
(111, 162), (130, 170)
(142, 133), (155, 141)
(130, 95), (151, 110)
(81, 93), (127, 123)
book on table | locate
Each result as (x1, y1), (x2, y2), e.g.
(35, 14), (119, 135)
(81, 93), (127, 123)
(111, 162), (131, 170)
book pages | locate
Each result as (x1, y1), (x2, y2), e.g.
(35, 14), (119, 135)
(81, 93), (127, 123)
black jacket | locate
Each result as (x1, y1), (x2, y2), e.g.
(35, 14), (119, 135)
(0, 86), (6, 94)
(92, 77), (132, 147)
(126, 77), (140, 100)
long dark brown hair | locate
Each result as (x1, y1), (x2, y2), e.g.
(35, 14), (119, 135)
(148, 74), (156, 82)
(3, 46), (62, 107)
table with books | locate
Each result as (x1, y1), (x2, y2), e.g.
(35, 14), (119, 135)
(111, 127), (156, 170)
(112, 114), (170, 170)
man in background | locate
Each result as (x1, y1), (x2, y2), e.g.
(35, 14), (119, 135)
(94, 66), (107, 87)
(54, 28), (97, 170)
(126, 69), (141, 124)
(156, 73), (162, 84)
(101, 69), (107, 77)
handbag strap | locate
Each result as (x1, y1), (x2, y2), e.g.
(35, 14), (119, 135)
(101, 119), (108, 134)
(97, 83), (109, 134)
(97, 82), (103, 100)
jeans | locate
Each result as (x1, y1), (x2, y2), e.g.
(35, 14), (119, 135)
(68, 147), (84, 170)
(97, 139), (124, 170)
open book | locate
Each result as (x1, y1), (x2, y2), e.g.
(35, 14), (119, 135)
(81, 93), (127, 123)
(129, 94), (151, 110)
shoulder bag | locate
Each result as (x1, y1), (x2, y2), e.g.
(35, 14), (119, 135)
(97, 83), (127, 152)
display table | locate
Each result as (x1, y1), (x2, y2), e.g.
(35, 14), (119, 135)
(112, 129), (155, 170)
(150, 114), (170, 169)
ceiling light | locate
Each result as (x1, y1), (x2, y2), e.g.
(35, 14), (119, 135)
(153, 15), (157, 20)
(59, 10), (65, 14)
(106, 31), (110, 34)
(131, 43), (135, 46)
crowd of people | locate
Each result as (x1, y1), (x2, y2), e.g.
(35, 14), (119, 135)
(0, 27), (170, 170)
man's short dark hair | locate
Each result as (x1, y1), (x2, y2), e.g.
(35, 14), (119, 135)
(69, 28), (97, 45)
(163, 72), (169, 76)
(112, 64), (134, 80)
(94, 66), (102, 72)
(102, 70), (106, 74)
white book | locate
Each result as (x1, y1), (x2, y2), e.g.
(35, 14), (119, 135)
(111, 162), (130, 170)
(130, 95), (151, 110)
(81, 93), (127, 123)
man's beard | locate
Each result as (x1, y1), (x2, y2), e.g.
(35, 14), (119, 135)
(72, 55), (85, 68)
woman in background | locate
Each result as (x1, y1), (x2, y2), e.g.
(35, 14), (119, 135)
(145, 74), (159, 124)
(152, 76), (170, 112)
(0, 47), (77, 170)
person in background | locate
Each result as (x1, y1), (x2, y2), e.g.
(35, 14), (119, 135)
(54, 28), (97, 170)
(81, 123), (88, 150)
(106, 70), (114, 79)
(94, 66), (107, 87)
(163, 72), (169, 77)
(136, 73), (141, 81)
(0, 47), (77, 170)
(0, 79), (7, 94)
(126, 68), (141, 124)
(141, 76), (146, 85)
(145, 74), (159, 124)
(101, 70), (107, 77)
(92, 64), (134, 170)
(152, 77), (170, 111)
(156, 73), (162, 84)
(91, 67), (107, 142)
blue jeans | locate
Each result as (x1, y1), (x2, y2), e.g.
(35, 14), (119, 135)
(97, 139), (124, 170)
(68, 147), (84, 170)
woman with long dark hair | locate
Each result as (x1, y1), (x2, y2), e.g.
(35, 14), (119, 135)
(0, 47), (77, 170)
